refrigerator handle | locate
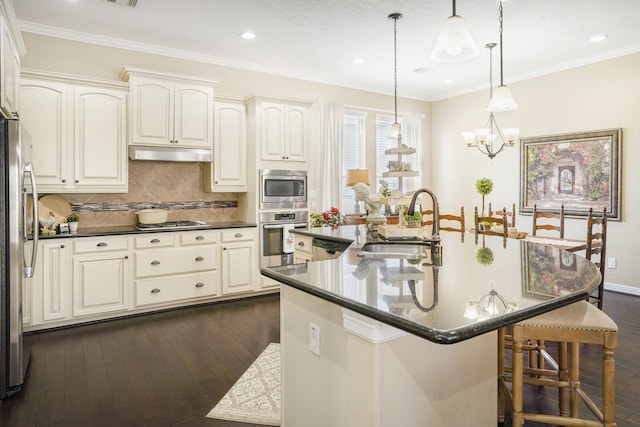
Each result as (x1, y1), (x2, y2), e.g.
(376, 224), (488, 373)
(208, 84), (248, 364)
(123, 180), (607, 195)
(23, 161), (38, 278)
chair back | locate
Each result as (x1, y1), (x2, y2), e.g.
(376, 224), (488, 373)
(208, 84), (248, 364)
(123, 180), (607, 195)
(586, 207), (607, 309)
(420, 209), (434, 226)
(474, 206), (508, 238)
(532, 204), (565, 238)
(489, 202), (516, 227)
(440, 206), (465, 241)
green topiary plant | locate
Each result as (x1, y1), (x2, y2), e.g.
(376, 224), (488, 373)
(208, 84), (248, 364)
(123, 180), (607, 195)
(66, 213), (80, 223)
(475, 177), (494, 216)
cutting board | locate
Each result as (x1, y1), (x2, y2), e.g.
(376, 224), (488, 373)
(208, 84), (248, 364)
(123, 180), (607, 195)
(38, 194), (72, 225)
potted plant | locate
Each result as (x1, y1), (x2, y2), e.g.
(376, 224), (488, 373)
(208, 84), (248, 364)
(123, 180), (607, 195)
(66, 212), (80, 232)
(404, 211), (423, 228)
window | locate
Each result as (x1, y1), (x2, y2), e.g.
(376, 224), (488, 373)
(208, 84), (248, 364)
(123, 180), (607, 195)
(341, 110), (366, 214)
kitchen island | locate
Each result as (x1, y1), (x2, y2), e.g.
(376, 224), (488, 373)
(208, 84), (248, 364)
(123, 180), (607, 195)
(261, 225), (600, 426)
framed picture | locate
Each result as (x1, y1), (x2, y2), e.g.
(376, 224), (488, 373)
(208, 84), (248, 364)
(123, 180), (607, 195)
(388, 160), (400, 172)
(519, 128), (622, 220)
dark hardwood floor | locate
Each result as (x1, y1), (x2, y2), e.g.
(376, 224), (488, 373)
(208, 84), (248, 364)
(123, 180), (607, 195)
(1, 291), (638, 426)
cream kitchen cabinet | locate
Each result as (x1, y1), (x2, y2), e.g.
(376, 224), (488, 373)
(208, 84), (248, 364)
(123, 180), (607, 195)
(221, 228), (258, 295)
(258, 101), (309, 162)
(72, 236), (130, 318)
(29, 239), (71, 326)
(1, 15), (19, 119)
(133, 230), (219, 308)
(122, 67), (216, 149)
(293, 234), (313, 263)
(20, 72), (128, 193)
(204, 99), (247, 192)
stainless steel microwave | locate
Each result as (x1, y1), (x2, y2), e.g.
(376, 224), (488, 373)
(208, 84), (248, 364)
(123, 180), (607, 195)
(259, 169), (307, 209)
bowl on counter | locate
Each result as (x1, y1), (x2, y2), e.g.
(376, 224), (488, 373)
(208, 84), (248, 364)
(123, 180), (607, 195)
(135, 208), (169, 224)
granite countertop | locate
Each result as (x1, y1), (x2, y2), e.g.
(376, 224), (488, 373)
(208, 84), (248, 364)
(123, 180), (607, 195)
(261, 225), (600, 344)
(36, 221), (257, 239)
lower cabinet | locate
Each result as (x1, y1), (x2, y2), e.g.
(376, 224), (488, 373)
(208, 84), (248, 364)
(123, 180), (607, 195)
(26, 227), (268, 331)
(72, 236), (130, 317)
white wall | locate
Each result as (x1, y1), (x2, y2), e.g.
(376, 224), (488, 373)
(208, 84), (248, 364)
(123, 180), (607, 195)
(431, 53), (640, 292)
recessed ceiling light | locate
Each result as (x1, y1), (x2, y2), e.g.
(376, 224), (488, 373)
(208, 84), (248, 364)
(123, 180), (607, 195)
(590, 34), (608, 43)
(443, 79), (454, 84)
(240, 32), (256, 40)
(352, 58), (365, 64)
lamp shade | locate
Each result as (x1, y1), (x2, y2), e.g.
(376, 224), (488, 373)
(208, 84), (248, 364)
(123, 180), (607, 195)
(389, 122), (402, 139)
(346, 169), (370, 186)
(430, 15), (479, 63)
(487, 85), (518, 112)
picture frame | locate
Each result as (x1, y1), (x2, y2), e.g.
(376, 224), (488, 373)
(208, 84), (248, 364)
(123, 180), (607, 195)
(519, 128), (622, 220)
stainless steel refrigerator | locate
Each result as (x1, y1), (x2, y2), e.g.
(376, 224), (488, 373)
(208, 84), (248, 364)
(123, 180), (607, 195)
(0, 118), (38, 399)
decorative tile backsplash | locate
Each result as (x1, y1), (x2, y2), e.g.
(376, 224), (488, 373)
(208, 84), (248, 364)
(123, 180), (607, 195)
(54, 160), (243, 227)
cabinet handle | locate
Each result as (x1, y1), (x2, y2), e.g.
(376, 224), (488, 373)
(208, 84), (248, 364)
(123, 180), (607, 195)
(151, 260), (160, 265)
(298, 242), (305, 247)
(61, 179), (66, 183)
(97, 242), (108, 247)
(151, 288), (161, 293)
(195, 282), (205, 288)
(223, 247), (227, 250)
(214, 181), (218, 184)
(151, 238), (160, 243)
(234, 233), (243, 238)
(195, 256), (204, 261)
(195, 235), (204, 241)
(124, 255), (129, 259)
(60, 244), (65, 249)
(75, 179), (79, 183)
(12, 111), (18, 118)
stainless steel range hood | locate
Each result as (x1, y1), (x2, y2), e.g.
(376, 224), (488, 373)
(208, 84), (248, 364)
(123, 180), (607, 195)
(128, 145), (213, 162)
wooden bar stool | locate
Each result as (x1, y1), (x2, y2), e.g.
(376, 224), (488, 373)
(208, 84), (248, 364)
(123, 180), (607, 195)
(498, 301), (618, 426)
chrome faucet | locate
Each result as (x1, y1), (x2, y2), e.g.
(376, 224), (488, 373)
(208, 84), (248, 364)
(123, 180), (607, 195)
(407, 188), (440, 242)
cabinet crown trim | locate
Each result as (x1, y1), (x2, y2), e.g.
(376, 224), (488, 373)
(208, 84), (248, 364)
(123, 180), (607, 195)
(21, 68), (129, 89)
(120, 66), (218, 86)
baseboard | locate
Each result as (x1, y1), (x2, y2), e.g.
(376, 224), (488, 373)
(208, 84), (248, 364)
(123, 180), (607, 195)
(604, 282), (640, 296)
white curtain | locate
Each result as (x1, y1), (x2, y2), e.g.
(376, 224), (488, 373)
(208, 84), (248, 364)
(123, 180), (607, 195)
(317, 100), (344, 211)
(403, 112), (423, 190)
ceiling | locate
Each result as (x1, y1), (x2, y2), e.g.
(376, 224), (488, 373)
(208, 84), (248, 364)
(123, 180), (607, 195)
(12, 0), (640, 101)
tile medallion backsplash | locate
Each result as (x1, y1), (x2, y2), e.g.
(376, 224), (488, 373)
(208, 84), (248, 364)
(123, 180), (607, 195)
(54, 160), (241, 227)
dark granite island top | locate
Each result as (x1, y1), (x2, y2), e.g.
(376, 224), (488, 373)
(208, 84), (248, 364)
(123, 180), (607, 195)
(261, 224), (600, 344)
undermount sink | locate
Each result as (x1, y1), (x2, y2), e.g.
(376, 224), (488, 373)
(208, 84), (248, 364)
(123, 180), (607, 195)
(357, 242), (432, 260)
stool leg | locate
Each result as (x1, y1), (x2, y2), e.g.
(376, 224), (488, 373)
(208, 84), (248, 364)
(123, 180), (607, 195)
(558, 341), (568, 416)
(603, 336), (616, 426)
(512, 337), (525, 427)
(569, 342), (580, 418)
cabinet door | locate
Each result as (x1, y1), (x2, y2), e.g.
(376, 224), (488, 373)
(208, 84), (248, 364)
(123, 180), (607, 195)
(1, 17), (19, 118)
(129, 76), (174, 145)
(221, 241), (257, 294)
(284, 104), (307, 161)
(74, 86), (128, 191)
(73, 251), (129, 317)
(20, 79), (70, 190)
(42, 241), (70, 322)
(174, 83), (213, 148)
(208, 101), (247, 191)
(260, 102), (286, 160)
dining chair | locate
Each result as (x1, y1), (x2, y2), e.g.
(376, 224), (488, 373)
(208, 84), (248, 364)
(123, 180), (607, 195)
(420, 209), (434, 226)
(585, 207), (608, 310)
(498, 301), (618, 427)
(474, 206), (507, 238)
(488, 202), (516, 227)
(532, 204), (565, 238)
(439, 206), (465, 241)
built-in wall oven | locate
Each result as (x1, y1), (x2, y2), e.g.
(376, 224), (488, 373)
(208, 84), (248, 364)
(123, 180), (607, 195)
(260, 211), (308, 268)
(259, 169), (307, 210)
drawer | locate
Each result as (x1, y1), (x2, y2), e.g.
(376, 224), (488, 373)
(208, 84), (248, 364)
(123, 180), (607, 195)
(135, 245), (218, 278)
(134, 271), (219, 307)
(180, 230), (219, 246)
(134, 234), (176, 249)
(221, 228), (256, 242)
(294, 235), (313, 255)
(74, 237), (129, 253)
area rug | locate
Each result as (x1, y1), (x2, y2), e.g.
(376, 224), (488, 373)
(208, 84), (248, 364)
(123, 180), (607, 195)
(206, 343), (281, 426)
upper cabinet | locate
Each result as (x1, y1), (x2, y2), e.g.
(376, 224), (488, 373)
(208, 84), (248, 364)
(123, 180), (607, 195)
(121, 67), (217, 149)
(259, 101), (308, 162)
(20, 71), (128, 193)
(0, 13), (22, 118)
(204, 99), (247, 192)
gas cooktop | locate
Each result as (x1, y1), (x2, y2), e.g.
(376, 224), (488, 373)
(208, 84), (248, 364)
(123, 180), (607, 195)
(134, 221), (207, 231)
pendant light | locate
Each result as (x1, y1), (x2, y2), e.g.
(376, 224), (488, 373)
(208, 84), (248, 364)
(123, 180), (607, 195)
(430, 0), (479, 63)
(389, 13), (402, 139)
(462, 43), (519, 159)
(487, 1), (518, 112)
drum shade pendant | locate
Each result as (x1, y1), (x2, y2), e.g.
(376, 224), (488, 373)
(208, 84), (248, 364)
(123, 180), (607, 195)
(430, 0), (479, 63)
(389, 13), (402, 139)
(487, 1), (518, 112)
(462, 43), (519, 159)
